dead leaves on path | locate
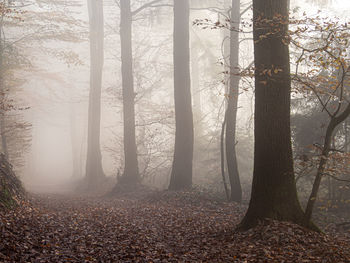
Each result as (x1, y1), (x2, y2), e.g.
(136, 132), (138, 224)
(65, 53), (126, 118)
(0, 191), (350, 262)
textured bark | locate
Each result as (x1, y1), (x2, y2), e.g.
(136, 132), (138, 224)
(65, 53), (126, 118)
(85, 0), (105, 184)
(0, 14), (8, 160)
(169, 0), (194, 190)
(239, 0), (307, 230)
(119, 0), (139, 184)
(225, 0), (242, 203)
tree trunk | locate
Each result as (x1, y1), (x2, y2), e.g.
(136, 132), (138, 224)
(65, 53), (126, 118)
(0, 116), (8, 159)
(85, 0), (105, 184)
(191, 45), (202, 136)
(239, 0), (307, 230)
(70, 103), (81, 178)
(169, 0), (194, 190)
(119, 0), (139, 184)
(0, 12), (8, 160)
(221, 112), (230, 200)
(225, 0), (242, 203)
(304, 104), (350, 222)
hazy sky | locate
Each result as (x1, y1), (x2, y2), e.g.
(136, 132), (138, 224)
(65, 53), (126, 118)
(335, 0), (350, 8)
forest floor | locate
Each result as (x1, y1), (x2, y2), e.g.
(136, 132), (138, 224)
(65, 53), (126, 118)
(1, 188), (350, 262)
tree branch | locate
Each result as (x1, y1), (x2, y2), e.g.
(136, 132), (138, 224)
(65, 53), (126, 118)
(131, 0), (167, 16)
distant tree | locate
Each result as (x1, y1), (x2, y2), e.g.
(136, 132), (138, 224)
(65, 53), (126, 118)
(192, 0), (251, 200)
(118, 0), (140, 184)
(114, 0), (168, 186)
(239, 0), (308, 230)
(224, 0), (242, 203)
(168, 0), (194, 190)
(85, 0), (105, 185)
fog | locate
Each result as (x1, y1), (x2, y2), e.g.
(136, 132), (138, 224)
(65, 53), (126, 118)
(2, 0), (349, 195)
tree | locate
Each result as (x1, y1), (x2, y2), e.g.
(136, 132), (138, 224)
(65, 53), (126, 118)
(239, 0), (307, 230)
(224, 0), (242, 203)
(0, 1), (32, 174)
(0, 1), (26, 208)
(118, 0), (140, 184)
(116, 0), (167, 185)
(290, 15), (350, 223)
(193, 1), (251, 200)
(85, 0), (105, 185)
(168, 0), (194, 190)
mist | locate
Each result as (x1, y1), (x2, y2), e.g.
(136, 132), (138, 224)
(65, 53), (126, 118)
(1, 0), (346, 195)
(14, 0), (257, 193)
(2, 0), (350, 261)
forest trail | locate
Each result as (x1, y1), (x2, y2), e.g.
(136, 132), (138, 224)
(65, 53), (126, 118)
(1, 191), (350, 262)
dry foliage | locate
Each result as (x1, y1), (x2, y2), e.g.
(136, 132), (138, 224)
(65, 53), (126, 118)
(0, 190), (349, 262)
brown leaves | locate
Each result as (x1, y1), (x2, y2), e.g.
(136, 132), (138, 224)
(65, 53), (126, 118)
(0, 192), (350, 262)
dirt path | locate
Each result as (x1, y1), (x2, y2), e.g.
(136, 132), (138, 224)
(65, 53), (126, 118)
(1, 191), (350, 262)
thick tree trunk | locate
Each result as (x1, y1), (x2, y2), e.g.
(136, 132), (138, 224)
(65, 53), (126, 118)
(119, 0), (139, 184)
(225, 0), (242, 203)
(169, 0), (194, 190)
(239, 0), (307, 230)
(85, 0), (105, 184)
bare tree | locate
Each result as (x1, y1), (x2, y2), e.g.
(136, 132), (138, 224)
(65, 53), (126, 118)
(85, 0), (105, 185)
(224, 0), (242, 203)
(168, 0), (194, 190)
(118, 0), (140, 184)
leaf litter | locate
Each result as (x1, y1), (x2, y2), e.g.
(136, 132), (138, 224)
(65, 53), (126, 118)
(0, 189), (350, 262)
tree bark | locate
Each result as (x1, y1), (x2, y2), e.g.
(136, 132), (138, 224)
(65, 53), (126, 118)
(169, 0), (194, 190)
(225, 0), (242, 203)
(0, 11), (8, 160)
(85, 0), (105, 184)
(119, 0), (139, 184)
(239, 0), (307, 230)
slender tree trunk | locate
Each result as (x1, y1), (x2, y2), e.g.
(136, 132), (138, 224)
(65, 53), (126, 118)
(225, 0), (242, 203)
(239, 0), (308, 230)
(119, 0), (139, 184)
(305, 119), (335, 222)
(169, 0), (194, 190)
(70, 103), (81, 178)
(191, 45), (202, 136)
(221, 112), (230, 200)
(85, 0), (105, 184)
(304, 107), (350, 222)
